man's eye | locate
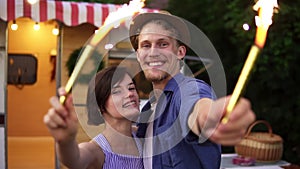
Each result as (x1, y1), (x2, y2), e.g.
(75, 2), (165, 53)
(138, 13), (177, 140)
(141, 43), (150, 48)
(159, 42), (168, 48)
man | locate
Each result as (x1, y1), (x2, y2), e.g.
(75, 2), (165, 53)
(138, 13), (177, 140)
(129, 12), (256, 169)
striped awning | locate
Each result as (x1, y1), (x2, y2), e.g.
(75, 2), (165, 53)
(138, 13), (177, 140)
(0, 0), (155, 27)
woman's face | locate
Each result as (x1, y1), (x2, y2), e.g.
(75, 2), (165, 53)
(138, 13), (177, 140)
(105, 74), (140, 121)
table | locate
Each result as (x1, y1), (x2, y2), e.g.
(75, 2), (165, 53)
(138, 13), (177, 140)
(221, 154), (291, 169)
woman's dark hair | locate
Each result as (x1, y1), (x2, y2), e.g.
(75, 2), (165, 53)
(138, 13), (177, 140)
(87, 66), (135, 125)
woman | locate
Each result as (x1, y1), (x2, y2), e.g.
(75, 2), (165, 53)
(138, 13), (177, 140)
(43, 66), (143, 169)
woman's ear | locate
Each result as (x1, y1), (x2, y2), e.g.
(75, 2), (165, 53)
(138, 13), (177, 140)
(177, 45), (186, 60)
(100, 108), (105, 114)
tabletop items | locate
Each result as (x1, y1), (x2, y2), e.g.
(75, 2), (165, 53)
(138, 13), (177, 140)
(234, 120), (283, 163)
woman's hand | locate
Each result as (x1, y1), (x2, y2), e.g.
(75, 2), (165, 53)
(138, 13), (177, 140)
(43, 87), (78, 144)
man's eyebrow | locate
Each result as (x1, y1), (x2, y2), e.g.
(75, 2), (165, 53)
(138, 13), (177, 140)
(140, 37), (172, 43)
(158, 37), (170, 41)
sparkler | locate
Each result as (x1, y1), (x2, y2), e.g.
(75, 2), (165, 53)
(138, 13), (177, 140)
(59, 0), (146, 104)
(222, 0), (278, 123)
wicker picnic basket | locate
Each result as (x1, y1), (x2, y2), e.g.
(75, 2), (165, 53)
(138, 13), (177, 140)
(235, 120), (283, 162)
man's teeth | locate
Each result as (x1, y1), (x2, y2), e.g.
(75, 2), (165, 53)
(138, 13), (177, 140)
(149, 62), (163, 66)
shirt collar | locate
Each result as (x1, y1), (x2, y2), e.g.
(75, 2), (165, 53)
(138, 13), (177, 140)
(164, 73), (185, 92)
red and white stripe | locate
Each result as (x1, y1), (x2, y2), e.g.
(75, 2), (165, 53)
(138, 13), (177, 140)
(0, 0), (121, 27)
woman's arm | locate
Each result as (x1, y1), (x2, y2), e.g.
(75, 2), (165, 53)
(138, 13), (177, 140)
(44, 88), (104, 169)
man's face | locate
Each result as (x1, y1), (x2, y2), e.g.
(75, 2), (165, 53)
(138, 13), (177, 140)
(136, 22), (186, 83)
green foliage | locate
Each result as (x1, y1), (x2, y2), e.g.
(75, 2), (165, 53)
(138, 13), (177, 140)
(66, 48), (81, 77)
(168, 0), (300, 165)
(66, 47), (105, 78)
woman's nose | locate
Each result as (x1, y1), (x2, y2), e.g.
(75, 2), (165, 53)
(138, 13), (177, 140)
(126, 89), (135, 98)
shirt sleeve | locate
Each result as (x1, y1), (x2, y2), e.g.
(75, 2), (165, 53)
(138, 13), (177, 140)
(175, 78), (216, 138)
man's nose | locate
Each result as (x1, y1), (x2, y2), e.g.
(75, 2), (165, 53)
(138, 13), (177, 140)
(149, 46), (160, 57)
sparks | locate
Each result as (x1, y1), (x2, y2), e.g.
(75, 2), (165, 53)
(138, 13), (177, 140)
(222, 0), (279, 123)
(104, 0), (145, 26)
(90, 0), (146, 46)
(60, 0), (147, 104)
(253, 0), (279, 48)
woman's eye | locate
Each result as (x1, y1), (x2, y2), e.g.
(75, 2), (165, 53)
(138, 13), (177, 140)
(128, 84), (136, 91)
(111, 90), (121, 94)
(129, 87), (136, 91)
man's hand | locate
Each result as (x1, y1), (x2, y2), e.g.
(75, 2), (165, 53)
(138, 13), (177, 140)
(188, 96), (255, 145)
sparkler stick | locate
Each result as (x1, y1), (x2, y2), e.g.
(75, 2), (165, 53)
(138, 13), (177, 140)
(222, 0), (278, 123)
(59, 0), (146, 104)
(59, 27), (111, 104)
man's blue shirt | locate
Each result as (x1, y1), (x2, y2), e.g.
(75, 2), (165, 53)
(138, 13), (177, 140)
(137, 73), (221, 169)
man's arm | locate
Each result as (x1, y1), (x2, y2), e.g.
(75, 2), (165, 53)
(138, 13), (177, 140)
(188, 96), (255, 145)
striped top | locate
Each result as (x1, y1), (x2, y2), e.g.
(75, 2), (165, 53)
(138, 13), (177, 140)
(93, 133), (144, 169)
